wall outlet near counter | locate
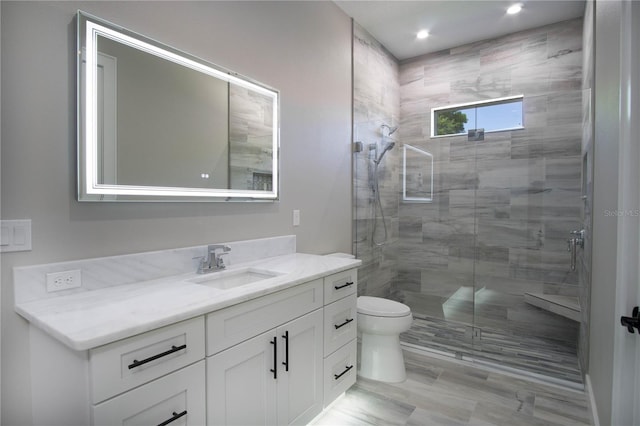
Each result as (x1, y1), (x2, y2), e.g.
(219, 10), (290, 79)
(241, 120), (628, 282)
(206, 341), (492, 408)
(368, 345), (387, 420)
(46, 270), (82, 292)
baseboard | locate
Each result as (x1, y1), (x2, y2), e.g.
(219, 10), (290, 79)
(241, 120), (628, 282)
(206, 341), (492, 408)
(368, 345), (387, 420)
(585, 374), (600, 426)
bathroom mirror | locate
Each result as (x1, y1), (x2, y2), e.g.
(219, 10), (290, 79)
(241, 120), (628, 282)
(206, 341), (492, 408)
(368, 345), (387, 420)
(77, 11), (279, 201)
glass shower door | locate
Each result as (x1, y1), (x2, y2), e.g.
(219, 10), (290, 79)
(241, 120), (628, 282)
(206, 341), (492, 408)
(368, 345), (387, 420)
(397, 128), (480, 357)
(470, 104), (583, 383)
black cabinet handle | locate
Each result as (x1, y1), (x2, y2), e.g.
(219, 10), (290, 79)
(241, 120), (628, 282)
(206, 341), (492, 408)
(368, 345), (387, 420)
(157, 410), (187, 426)
(270, 336), (277, 379)
(334, 365), (353, 380)
(334, 281), (354, 290)
(128, 344), (187, 370)
(282, 331), (289, 372)
(334, 318), (354, 330)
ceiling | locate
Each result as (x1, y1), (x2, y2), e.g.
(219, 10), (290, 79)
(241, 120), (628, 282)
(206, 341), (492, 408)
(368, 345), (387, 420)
(334, 0), (586, 61)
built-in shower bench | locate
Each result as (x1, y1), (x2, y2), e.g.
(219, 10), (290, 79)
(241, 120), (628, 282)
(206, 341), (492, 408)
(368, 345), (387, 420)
(524, 293), (581, 322)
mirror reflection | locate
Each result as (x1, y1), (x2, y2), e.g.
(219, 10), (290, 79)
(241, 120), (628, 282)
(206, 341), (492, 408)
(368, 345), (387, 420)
(78, 11), (279, 201)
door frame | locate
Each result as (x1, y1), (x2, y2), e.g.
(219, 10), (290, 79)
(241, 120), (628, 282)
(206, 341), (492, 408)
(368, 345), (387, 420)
(610, 1), (640, 424)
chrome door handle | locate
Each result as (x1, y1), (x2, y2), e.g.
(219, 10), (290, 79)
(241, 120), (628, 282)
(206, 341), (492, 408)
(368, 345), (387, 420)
(567, 229), (585, 271)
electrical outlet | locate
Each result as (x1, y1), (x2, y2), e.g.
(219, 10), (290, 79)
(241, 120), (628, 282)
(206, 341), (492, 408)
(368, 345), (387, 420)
(46, 270), (82, 292)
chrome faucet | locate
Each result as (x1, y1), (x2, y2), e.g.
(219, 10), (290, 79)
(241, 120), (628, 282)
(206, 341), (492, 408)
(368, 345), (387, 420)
(196, 244), (231, 274)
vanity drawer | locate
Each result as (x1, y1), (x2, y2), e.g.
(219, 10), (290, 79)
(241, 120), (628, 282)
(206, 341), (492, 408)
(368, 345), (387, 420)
(323, 340), (357, 407)
(324, 293), (357, 356)
(89, 317), (205, 403)
(92, 360), (206, 426)
(324, 269), (357, 305)
(206, 279), (323, 355)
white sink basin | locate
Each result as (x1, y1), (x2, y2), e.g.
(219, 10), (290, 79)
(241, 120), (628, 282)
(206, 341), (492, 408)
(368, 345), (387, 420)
(187, 267), (282, 290)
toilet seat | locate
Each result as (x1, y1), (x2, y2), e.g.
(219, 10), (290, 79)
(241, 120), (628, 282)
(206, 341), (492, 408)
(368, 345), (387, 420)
(357, 296), (411, 317)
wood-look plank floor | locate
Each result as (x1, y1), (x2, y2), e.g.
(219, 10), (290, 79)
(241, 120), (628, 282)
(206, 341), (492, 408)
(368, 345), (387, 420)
(402, 315), (583, 385)
(312, 350), (592, 426)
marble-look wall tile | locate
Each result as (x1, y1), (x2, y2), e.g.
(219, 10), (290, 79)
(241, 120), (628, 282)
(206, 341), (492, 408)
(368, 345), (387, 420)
(353, 23), (401, 298)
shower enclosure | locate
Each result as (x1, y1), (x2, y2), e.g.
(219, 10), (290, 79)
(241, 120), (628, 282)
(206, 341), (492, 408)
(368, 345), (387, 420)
(355, 116), (583, 386)
(352, 19), (586, 386)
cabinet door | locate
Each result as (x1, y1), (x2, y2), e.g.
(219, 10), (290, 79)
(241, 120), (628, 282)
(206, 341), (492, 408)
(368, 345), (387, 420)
(277, 309), (324, 426)
(207, 330), (277, 426)
(92, 361), (205, 426)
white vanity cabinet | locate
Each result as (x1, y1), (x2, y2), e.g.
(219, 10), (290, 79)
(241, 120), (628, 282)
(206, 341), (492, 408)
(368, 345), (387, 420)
(205, 279), (324, 426)
(321, 269), (358, 406)
(207, 310), (323, 426)
(24, 261), (359, 426)
(88, 317), (206, 425)
(92, 361), (206, 426)
(29, 317), (206, 426)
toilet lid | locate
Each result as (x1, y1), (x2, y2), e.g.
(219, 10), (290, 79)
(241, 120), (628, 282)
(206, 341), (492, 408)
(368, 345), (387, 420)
(357, 296), (411, 317)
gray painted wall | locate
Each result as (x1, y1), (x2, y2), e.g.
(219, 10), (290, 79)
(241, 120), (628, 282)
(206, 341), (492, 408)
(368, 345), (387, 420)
(0, 2), (351, 423)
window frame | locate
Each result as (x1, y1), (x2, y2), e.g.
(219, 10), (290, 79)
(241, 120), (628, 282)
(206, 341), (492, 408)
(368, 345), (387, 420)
(430, 95), (524, 138)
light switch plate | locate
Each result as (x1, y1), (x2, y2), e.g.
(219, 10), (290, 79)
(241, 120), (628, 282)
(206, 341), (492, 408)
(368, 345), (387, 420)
(0, 219), (32, 252)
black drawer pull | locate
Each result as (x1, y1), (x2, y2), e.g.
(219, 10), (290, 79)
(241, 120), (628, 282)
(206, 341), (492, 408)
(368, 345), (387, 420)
(270, 336), (277, 379)
(334, 318), (354, 330)
(157, 410), (187, 426)
(128, 344), (187, 370)
(282, 330), (289, 372)
(334, 281), (354, 290)
(334, 365), (353, 380)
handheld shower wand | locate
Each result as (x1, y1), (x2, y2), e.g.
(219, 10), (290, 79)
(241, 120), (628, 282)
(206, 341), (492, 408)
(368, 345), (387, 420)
(370, 123), (398, 246)
(374, 142), (396, 164)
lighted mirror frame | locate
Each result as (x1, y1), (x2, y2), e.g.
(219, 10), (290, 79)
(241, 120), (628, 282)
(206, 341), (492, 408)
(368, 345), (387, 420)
(77, 11), (280, 201)
(430, 95), (524, 138)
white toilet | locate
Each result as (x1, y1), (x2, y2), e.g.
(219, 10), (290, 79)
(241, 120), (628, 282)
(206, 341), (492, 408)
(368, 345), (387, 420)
(357, 296), (413, 383)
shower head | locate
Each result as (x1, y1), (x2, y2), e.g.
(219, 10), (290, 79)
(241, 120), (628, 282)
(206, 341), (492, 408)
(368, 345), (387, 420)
(381, 124), (399, 136)
(375, 142), (396, 164)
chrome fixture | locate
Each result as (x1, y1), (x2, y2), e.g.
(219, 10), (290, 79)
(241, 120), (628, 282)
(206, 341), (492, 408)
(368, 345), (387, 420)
(381, 123), (398, 136)
(369, 123), (398, 246)
(374, 142), (396, 165)
(196, 244), (231, 274)
(567, 229), (584, 271)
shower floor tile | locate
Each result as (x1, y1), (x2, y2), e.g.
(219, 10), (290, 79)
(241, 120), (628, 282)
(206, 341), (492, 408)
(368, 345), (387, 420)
(312, 350), (592, 426)
(401, 315), (583, 385)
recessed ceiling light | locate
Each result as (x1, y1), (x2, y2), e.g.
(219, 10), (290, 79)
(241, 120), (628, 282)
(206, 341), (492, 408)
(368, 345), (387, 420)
(507, 4), (522, 14)
(416, 30), (429, 40)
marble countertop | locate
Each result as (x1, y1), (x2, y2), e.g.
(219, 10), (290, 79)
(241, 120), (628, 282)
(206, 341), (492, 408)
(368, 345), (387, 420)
(15, 253), (361, 351)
